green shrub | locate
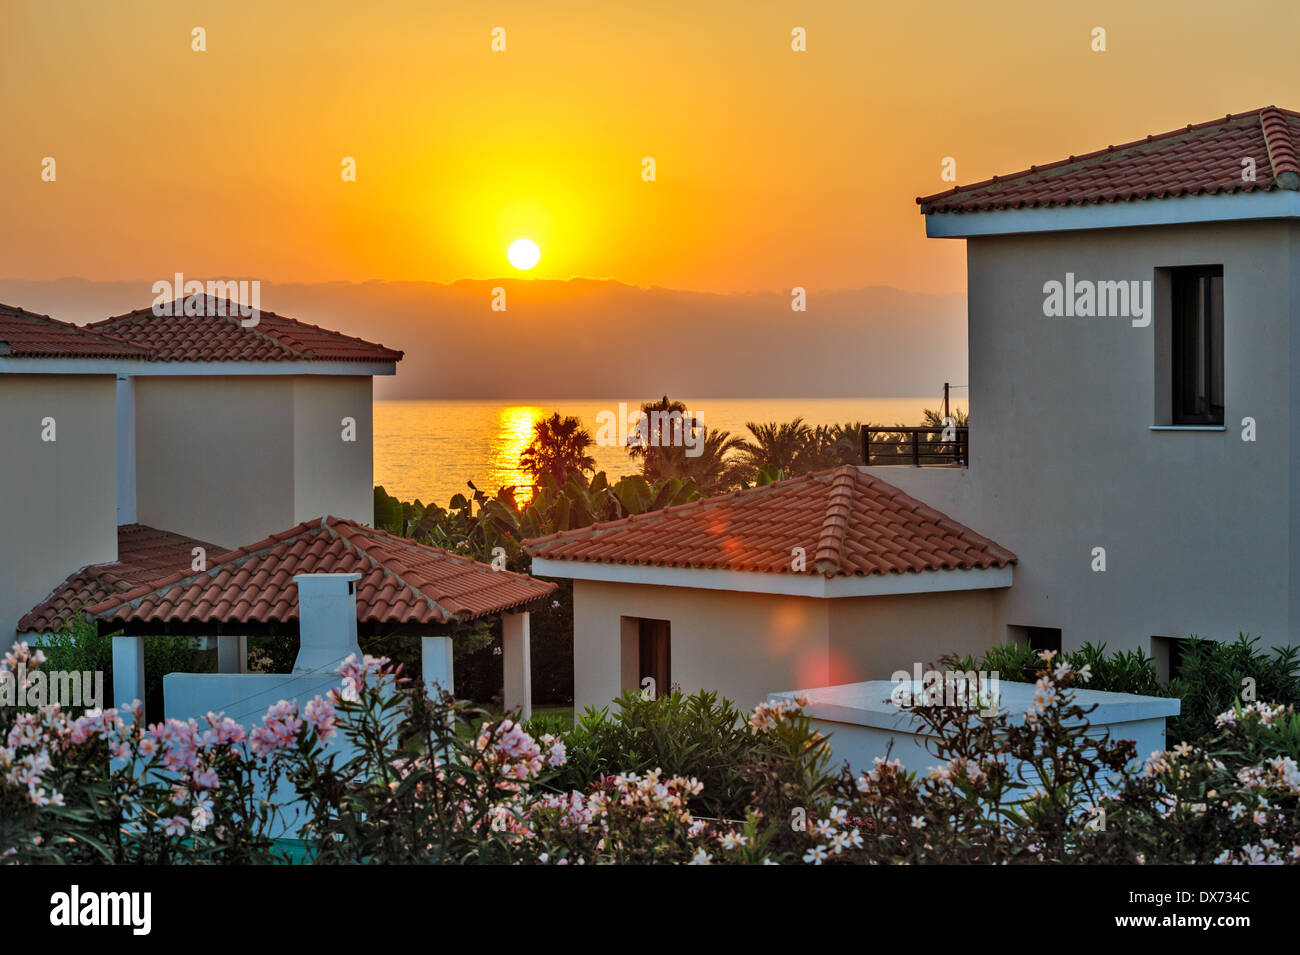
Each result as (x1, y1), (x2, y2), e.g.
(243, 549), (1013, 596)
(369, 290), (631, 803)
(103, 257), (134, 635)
(35, 614), (211, 716)
(1069, 642), (1165, 696)
(1168, 635), (1300, 744)
(548, 689), (834, 825)
(552, 691), (757, 818)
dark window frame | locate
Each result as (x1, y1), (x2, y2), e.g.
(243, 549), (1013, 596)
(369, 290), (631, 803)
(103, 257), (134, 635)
(1170, 265), (1224, 426)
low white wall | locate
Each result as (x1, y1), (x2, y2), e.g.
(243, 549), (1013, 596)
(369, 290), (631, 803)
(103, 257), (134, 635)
(165, 671), (351, 840)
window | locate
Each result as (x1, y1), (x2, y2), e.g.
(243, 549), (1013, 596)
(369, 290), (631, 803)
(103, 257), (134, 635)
(1007, 625), (1062, 654)
(1026, 627), (1062, 654)
(1170, 266), (1224, 425)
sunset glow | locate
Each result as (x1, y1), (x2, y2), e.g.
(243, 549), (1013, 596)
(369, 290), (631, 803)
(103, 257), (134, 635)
(5, 2), (1296, 295)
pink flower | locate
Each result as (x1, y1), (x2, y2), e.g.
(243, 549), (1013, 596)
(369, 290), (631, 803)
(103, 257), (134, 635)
(163, 815), (190, 837)
(304, 697), (337, 743)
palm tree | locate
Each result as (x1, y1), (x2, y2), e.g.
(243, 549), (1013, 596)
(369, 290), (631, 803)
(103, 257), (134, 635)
(737, 418), (812, 480)
(799, 421), (864, 472)
(626, 395), (688, 479)
(921, 407), (969, 428)
(518, 412), (596, 486)
(675, 427), (747, 494)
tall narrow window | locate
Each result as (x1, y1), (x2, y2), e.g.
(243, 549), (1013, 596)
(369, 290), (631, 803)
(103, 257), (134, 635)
(638, 618), (670, 698)
(1171, 266), (1224, 425)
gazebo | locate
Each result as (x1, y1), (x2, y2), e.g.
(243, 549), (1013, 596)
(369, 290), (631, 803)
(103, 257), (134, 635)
(84, 516), (556, 720)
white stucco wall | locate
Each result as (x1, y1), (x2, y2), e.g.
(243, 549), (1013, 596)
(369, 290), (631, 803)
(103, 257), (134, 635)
(292, 376), (373, 526)
(572, 579), (831, 712)
(134, 376), (295, 548)
(0, 375), (117, 641)
(826, 589), (998, 682)
(570, 578), (1005, 712)
(133, 375), (374, 548)
(868, 219), (1298, 652)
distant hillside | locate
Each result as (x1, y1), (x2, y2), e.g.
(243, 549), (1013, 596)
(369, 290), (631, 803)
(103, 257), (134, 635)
(0, 277), (966, 399)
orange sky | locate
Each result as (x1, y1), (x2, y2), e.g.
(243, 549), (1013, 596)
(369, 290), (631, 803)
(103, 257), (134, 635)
(4, 0), (1300, 295)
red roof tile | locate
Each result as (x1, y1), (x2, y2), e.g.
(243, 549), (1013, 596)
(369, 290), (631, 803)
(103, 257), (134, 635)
(525, 465), (1016, 578)
(90, 517), (555, 630)
(86, 295), (403, 364)
(18, 525), (233, 633)
(917, 106), (1300, 215)
(0, 303), (152, 360)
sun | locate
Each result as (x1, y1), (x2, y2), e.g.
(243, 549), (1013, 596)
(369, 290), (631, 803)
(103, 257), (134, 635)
(507, 238), (541, 270)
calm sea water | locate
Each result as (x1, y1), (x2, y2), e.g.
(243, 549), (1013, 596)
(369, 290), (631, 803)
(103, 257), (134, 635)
(373, 397), (968, 507)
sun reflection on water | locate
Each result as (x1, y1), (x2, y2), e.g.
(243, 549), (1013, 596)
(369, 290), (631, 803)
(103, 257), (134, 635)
(490, 405), (547, 505)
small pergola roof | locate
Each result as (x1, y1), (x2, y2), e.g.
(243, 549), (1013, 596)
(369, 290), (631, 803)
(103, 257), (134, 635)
(90, 516), (555, 636)
(18, 524), (234, 635)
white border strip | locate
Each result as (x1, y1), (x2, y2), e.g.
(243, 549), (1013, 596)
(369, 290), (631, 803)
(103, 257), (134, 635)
(925, 190), (1300, 238)
(0, 358), (397, 376)
(530, 557), (1013, 597)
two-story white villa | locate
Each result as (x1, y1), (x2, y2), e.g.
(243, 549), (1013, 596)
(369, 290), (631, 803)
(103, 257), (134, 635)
(892, 104), (1300, 671)
(530, 105), (1300, 710)
(4, 294), (552, 718)
(1, 295), (401, 645)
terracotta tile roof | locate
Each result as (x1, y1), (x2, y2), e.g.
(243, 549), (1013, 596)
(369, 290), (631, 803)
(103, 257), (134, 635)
(85, 295), (403, 364)
(917, 106), (1300, 215)
(0, 303), (152, 360)
(17, 525), (233, 633)
(526, 465), (1016, 578)
(90, 517), (555, 630)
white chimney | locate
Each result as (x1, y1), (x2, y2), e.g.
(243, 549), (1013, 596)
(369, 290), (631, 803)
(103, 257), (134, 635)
(293, 573), (363, 673)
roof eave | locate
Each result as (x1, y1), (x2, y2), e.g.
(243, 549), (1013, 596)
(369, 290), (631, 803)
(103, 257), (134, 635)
(0, 357), (398, 376)
(923, 189), (1300, 238)
(530, 557), (1013, 598)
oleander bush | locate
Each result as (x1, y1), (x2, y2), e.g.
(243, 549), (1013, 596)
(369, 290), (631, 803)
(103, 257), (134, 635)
(1168, 635), (1300, 744)
(3, 642), (1297, 864)
(951, 635), (1300, 746)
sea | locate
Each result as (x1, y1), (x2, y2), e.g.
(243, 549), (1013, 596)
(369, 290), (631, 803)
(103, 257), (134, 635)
(373, 396), (968, 507)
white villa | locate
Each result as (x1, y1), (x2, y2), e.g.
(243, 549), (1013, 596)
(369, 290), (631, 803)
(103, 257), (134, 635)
(2, 295), (549, 717)
(529, 105), (1300, 710)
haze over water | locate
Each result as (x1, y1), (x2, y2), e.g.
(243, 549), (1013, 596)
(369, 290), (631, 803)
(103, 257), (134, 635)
(374, 396), (969, 507)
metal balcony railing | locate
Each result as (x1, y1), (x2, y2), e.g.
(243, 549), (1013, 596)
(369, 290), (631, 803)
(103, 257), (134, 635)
(861, 426), (969, 467)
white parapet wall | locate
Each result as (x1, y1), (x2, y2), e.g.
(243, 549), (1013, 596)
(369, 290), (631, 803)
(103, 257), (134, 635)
(164, 670), (353, 839)
(769, 680), (1181, 781)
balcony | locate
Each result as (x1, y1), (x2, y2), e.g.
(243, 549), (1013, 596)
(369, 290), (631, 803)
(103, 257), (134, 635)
(860, 426), (968, 468)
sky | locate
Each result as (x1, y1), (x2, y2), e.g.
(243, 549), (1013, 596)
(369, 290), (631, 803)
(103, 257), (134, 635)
(4, 0), (1300, 297)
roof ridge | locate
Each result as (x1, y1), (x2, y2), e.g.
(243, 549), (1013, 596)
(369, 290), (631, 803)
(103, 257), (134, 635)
(852, 470), (1018, 565)
(1260, 105), (1300, 189)
(358, 518), (548, 585)
(89, 518), (327, 615)
(87, 295), (401, 363)
(812, 466), (857, 574)
(323, 518), (461, 622)
(524, 468), (836, 551)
